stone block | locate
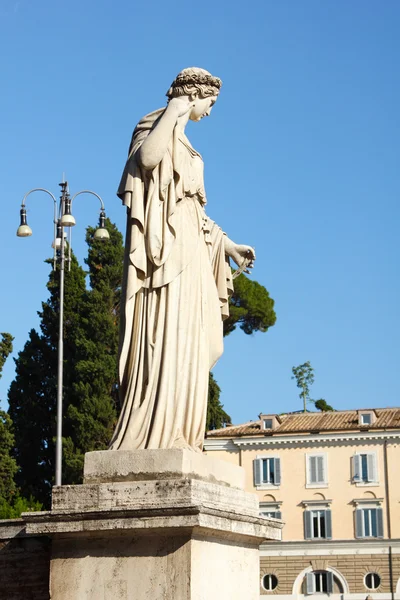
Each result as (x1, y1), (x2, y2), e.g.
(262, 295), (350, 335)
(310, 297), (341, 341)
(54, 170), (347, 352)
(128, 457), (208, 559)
(83, 448), (245, 489)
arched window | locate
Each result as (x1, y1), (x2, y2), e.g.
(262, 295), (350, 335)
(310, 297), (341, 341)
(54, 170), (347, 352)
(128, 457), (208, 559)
(306, 571), (333, 594)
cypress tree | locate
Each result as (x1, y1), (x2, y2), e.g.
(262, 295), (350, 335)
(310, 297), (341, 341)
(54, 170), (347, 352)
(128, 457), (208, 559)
(8, 255), (87, 506)
(9, 220), (124, 504)
(63, 219), (124, 483)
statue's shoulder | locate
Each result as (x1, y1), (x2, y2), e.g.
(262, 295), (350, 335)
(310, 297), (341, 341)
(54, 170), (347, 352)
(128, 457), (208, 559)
(128, 108), (165, 158)
(134, 108), (165, 136)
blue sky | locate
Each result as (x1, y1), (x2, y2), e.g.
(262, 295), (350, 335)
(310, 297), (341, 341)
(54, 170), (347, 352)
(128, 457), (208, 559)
(1, 0), (399, 424)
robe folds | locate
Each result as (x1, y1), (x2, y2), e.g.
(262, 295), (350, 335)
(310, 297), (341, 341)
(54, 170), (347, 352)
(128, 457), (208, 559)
(109, 109), (233, 452)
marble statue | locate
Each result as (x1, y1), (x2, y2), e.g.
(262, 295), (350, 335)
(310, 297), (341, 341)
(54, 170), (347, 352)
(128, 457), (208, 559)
(109, 68), (256, 452)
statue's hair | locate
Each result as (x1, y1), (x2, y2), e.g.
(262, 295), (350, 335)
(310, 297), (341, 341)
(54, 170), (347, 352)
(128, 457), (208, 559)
(166, 67), (222, 100)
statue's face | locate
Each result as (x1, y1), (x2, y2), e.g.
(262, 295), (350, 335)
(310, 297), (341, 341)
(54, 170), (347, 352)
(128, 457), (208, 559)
(189, 95), (218, 122)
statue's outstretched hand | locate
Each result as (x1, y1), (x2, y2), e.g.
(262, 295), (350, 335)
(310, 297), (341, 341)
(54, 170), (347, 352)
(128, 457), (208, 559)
(225, 242), (256, 275)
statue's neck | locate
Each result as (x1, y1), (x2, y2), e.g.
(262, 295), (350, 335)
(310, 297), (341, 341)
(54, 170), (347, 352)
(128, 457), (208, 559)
(176, 111), (191, 134)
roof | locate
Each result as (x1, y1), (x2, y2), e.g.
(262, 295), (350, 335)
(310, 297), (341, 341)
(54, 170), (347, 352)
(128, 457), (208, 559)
(206, 407), (400, 438)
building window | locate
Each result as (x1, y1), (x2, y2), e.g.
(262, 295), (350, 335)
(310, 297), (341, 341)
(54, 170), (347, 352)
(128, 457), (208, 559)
(355, 507), (384, 538)
(306, 453), (327, 486)
(361, 413), (372, 425)
(260, 509), (282, 519)
(263, 418), (273, 430)
(365, 572), (381, 590)
(304, 509), (332, 539)
(262, 574), (278, 591)
(253, 457), (281, 487)
(352, 452), (378, 483)
(306, 571), (333, 594)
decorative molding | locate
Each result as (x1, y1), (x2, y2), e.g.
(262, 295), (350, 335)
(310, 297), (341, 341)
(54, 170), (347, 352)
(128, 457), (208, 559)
(352, 497), (384, 506)
(203, 439), (237, 451)
(204, 430), (400, 450)
(302, 499), (332, 507)
(260, 538), (400, 556)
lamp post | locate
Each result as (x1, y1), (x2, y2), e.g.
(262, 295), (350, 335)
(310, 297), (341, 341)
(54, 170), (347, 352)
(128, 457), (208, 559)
(17, 180), (110, 487)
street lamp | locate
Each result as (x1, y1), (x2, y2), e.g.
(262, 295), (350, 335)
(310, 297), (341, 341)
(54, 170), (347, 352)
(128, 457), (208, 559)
(16, 180), (110, 487)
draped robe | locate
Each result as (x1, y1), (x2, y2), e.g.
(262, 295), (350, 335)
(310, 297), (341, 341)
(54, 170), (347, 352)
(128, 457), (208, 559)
(109, 109), (233, 452)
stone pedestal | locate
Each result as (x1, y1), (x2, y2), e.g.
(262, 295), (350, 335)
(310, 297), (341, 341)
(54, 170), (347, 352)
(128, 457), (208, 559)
(24, 450), (283, 600)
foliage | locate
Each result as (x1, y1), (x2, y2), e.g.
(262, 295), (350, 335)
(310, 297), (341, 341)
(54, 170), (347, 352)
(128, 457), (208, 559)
(291, 362), (334, 412)
(0, 333), (13, 376)
(0, 409), (18, 505)
(63, 220), (123, 483)
(8, 219), (123, 506)
(314, 399), (334, 412)
(292, 361), (314, 413)
(0, 335), (18, 508)
(8, 255), (87, 505)
(206, 373), (232, 430)
(224, 273), (276, 336)
(0, 495), (42, 520)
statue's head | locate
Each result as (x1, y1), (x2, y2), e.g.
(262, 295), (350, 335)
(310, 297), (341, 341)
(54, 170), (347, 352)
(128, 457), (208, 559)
(166, 67), (222, 122)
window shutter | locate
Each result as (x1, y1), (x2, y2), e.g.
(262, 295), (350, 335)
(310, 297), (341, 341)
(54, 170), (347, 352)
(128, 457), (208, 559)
(309, 456), (317, 483)
(253, 459), (262, 486)
(376, 507), (384, 538)
(317, 455), (325, 483)
(306, 572), (315, 594)
(353, 454), (362, 481)
(274, 458), (281, 485)
(326, 571), (334, 594)
(367, 453), (377, 482)
(355, 509), (364, 538)
(304, 511), (312, 540)
(325, 509), (332, 539)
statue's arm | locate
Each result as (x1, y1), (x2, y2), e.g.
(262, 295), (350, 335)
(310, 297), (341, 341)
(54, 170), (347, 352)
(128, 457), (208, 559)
(205, 213), (256, 274)
(137, 98), (193, 170)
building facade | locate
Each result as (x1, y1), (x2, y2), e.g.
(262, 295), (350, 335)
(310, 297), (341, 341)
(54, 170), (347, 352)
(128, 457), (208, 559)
(204, 408), (400, 599)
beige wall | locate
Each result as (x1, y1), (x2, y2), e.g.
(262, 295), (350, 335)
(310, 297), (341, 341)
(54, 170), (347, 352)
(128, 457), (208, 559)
(207, 438), (400, 541)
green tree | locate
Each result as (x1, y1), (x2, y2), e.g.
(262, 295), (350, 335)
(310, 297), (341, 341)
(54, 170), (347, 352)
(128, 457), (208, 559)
(314, 399), (334, 412)
(0, 333), (18, 506)
(0, 333), (13, 375)
(292, 362), (334, 412)
(223, 274), (276, 336)
(0, 333), (42, 518)
(292, 361), (314, 413)
(63, 219), (123, 483)
(206, 373), (231, 431)
(9, 255), (87, 506)
(9, 220), (124, 505)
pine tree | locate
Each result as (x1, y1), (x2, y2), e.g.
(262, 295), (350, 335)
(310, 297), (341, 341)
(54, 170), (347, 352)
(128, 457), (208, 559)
(224, 273), (276, 336)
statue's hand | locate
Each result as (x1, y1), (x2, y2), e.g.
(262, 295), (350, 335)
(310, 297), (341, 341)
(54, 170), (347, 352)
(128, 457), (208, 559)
(167, 96), (195, 118)
(226, 242), (256, 274)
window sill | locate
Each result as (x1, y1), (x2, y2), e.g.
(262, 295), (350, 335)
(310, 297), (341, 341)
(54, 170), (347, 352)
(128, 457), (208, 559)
(256, 484), (280, 490)
(306, 483), (329, 489)
(355, 481), (379, 487)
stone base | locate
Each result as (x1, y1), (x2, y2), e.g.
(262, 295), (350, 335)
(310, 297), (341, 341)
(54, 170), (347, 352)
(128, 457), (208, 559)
(24, 450), (283, 600)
